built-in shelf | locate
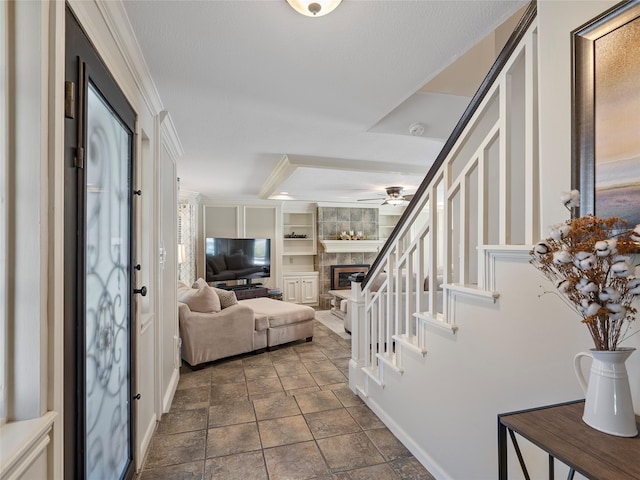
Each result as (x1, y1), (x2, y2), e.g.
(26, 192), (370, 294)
(283, 211), (316, 255)
(320, 240), (385, 253)
(379, 211), (402, 240)
(282, 209), (318, 305)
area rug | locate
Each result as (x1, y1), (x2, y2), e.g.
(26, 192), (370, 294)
(315, 310), (351, 339)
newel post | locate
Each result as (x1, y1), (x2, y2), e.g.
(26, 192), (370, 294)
(348, 276), (366, 394)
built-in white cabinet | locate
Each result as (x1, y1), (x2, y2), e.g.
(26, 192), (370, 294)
(282, 207), (318, 305)
(282, 272), (319, 305)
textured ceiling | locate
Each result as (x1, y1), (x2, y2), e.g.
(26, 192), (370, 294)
(122, 0), (528, 203)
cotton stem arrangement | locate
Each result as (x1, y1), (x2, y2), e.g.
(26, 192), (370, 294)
(530, 190), (640, 350)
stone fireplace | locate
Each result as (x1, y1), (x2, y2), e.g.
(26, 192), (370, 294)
(330, 264), (370, 290)
(316, 206), (379, 295)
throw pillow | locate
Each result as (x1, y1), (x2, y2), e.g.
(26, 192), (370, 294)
(181, 286), (221, 313)
(212, 287), (238, 309)
(177, 281), (194, 302)
(192, 278), (208, 289)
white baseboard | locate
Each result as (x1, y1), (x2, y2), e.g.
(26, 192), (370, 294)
(136, 412), (157, 471)
(362, 396), (452, 480)
(162, 368), (180, 414)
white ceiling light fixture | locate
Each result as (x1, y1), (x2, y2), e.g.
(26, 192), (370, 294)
(286, 0), (342, 17)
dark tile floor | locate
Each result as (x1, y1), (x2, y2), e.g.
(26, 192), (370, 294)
(138, 319), (435, 480)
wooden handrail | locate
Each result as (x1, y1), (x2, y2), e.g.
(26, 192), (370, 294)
(362, 0), (538, 289)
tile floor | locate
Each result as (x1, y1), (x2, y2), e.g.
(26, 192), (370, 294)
(138, 319), (435, 480)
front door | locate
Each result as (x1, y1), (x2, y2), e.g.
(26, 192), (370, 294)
(64, 8), (137, 480)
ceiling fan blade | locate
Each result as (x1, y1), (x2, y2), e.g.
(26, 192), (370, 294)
(357, 198), (384, 202)
(403, 194), (414, 201)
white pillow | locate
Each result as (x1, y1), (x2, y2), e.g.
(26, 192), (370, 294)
(181, 286), (221, 313)
(191, 277), (238, 309)
(177, 282), (194, 302)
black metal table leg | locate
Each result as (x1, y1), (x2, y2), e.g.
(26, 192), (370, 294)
(498, 418), (508, 480)
(509, 429), (531, 480)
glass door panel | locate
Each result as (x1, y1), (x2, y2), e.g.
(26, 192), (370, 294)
(85, 82), (132, 480)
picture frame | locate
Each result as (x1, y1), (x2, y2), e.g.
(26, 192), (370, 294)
(571, 0), (640, 226)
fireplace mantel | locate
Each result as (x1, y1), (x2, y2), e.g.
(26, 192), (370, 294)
(320, 240), (385, 253)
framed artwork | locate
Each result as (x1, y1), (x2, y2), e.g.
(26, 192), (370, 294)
(572, 0), (640, 226)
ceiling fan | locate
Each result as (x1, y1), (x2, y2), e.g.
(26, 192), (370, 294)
(357, 186), (414, 206)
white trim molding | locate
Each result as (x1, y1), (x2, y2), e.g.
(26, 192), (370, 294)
(479, 245), (532, 291)
(320, 240), (385, 253)
(0, 412), (57, 479)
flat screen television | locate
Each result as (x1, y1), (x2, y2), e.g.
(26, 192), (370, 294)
(204, 237), (271, 285)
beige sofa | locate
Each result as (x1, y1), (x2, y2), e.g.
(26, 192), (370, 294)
(179, 301), (268, 366)
(178, 280), (315, 367)
(239, 297), (314, 348)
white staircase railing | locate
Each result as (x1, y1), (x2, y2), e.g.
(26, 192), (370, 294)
(350, 3), (539, 393)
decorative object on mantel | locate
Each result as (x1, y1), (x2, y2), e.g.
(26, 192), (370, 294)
(284, 232), (307, 238)
(339, 230), (365, 240)
(530, 189), (640, 437)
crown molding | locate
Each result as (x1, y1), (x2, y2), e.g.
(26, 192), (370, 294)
(259, 154), (428, 201)
(159, 110), (184, 160)
(93, 0), (165, 116)
(259, 155), (297, 199)
(179, 190), (201, 205)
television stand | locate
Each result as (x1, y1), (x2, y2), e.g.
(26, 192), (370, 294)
(222, 283), (262, 291)
(219, 284), (268, 300)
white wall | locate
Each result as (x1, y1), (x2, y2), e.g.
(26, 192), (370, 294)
(537, 0), (639, 408)
(355, 2), (640, 479)
(1, 0), (181, 477)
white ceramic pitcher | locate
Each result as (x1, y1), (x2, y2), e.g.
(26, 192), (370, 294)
(573, 347), (638, 437)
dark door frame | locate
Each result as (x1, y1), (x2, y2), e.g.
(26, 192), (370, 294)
(64, 7), (137, 480)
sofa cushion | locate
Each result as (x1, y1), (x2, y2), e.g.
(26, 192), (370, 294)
(239, 298), (315, 328)
(212, 287), (238, 309)
(181, 286), (221, 313)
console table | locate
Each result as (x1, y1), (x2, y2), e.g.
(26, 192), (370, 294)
(498, 400), (640, 480)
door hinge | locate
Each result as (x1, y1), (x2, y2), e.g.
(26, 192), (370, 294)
(65, 81), (75, 119)
(74, 146), (84, 168)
